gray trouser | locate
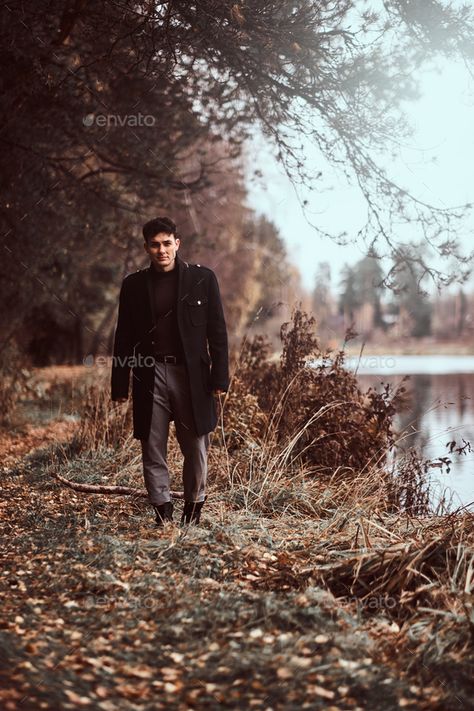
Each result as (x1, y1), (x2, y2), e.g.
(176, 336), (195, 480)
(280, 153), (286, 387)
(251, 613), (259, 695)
(141, 362), (210, 506)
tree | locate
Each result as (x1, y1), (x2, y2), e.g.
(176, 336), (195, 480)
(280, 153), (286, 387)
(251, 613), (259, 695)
(241, 215), (291, 324)
(353, 256), (386, 330)
(1, 1), (473, 363)
(312, 261), (333, 337)
(388, 243), (433, 338)
(339, 265), (361, 323)
(338, 256), (386, 333)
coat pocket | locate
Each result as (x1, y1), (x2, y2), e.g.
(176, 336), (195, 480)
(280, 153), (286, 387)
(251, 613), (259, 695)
(186, 295), (208, 326)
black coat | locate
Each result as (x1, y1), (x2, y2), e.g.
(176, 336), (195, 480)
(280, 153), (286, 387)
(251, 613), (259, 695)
(111, 253), (229, 438)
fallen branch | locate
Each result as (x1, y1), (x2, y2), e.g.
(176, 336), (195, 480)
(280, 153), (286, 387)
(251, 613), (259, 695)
(52, 472), (184, 499)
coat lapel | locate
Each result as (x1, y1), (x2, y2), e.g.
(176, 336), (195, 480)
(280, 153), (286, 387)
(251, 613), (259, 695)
(176, 251), (189, 309)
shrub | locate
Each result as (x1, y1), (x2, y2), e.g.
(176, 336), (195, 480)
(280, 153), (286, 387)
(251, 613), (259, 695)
(227, 306), (407, 477)
(0, 340), (32, 426)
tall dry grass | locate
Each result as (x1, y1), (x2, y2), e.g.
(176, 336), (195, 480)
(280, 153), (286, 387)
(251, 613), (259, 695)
(42, 306), (473, 700)
(71, 305), (437, 517)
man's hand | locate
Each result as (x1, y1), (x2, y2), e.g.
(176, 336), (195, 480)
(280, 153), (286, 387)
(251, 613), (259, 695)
(112, 397), (128, 404)
(213, 389), (226, 396)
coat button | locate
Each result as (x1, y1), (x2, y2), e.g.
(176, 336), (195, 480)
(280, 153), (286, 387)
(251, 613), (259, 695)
(197, 300), (201, 305)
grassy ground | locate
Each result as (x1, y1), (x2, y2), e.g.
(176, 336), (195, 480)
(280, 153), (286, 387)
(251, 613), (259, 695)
(1, 359), (473, 710)
(0, 455), (449, 711)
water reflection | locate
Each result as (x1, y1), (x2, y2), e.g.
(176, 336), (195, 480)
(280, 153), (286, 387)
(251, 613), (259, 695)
(346, 357), (474, 510)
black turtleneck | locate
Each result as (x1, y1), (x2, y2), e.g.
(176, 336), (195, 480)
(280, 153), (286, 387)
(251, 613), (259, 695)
(150, 262), (184, 358)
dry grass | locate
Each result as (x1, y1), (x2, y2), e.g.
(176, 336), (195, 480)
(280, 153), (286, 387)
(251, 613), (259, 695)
(2, 307), (472, 708)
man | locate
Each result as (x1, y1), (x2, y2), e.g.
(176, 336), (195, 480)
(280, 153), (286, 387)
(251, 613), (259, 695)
(111, 216), (229, 527)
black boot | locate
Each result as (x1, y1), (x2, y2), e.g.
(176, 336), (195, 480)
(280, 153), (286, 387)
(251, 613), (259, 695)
(153, 500), (174, 526)
(180, 496), (207, 526)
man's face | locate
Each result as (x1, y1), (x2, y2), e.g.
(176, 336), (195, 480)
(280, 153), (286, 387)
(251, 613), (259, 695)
(144, 231), (180, 272)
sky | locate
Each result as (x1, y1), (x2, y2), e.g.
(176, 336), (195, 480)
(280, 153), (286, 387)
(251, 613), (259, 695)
(245, 58), (474, 295)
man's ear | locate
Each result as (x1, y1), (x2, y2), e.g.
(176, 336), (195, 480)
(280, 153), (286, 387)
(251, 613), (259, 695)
(175, 237), (180, 250)
(144, 240), (149, 254)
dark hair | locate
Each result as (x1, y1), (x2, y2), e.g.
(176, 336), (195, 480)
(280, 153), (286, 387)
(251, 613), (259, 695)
(142, 216), (177, 243)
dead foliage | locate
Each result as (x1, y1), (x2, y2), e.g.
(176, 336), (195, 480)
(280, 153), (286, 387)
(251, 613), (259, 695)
(0, 341), (32, 426)
(2, 309), (472, 708)
(226, 308), (407, 477)
(77, 383), (133, 450)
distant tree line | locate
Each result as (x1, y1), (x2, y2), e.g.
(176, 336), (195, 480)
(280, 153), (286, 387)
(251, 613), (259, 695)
(312, 246), (473, 343)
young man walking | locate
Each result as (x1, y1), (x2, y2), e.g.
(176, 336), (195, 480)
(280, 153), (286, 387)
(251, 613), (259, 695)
(111, 216), (229, 527)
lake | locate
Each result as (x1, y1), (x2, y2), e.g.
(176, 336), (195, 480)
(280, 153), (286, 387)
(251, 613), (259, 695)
(344, 355), (474, 511)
